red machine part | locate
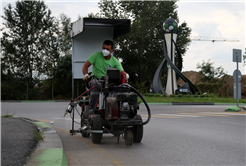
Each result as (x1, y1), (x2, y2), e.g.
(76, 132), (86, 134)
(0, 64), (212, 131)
(120, 73), (127, 84)
(105, 97), (119, 120)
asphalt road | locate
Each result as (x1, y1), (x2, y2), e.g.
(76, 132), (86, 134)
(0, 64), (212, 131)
(1, 102), (246, 165)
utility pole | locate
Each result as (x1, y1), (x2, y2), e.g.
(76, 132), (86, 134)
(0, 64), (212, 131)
(233, 49), (242, 106)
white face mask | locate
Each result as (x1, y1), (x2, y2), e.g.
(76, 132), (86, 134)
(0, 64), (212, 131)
(102, 49), (110, 57)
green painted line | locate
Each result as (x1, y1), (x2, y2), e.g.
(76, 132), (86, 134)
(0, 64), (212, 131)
(32, 122), (52, 128)
(21, 101), (55, 102)
(27, 148), (68, 166)
(225, 106), (242, 112)
(142, 103), (245, 105)
(214, 103), (246, 105)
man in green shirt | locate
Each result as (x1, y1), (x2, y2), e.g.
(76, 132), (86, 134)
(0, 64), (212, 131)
(82, 40), (128, 110)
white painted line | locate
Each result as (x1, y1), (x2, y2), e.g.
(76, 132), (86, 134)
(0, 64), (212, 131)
(201, 112), (246, 116)
(53, 117), (81, 121)
(54, 116), (154, 121)
(156, 114), (204, 118)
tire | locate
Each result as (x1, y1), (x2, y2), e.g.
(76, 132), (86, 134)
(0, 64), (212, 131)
(125, 128), (133, 146)
(133, 115), (143, 143)
(82, 132), (90, 137)
(80, 115), (90, 137)
(91, 114), (103, 144)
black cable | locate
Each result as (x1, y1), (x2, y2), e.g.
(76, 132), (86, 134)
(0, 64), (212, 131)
(75, 106), (81, 117)
(70, 111), (80, 125)
(120, 83), (151, 125)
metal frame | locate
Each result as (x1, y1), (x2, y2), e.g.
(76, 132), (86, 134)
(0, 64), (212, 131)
(71, 18), (131, 100)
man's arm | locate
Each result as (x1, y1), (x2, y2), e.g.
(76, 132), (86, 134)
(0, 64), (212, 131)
(120, 71), (125, 75)
(82, 60), (92, 75)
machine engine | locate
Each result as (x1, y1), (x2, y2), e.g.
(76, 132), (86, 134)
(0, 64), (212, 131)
(105, 93), (138, 120)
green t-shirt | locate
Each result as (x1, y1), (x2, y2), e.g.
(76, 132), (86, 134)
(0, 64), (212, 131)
(87, 51), (124, 78)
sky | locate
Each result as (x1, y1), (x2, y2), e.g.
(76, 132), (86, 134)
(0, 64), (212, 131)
(1, 0), (245, 76)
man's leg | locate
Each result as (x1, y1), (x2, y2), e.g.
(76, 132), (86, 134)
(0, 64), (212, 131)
(88, 79), (102, 110)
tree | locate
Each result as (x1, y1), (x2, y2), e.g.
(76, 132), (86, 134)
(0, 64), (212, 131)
(87, 12), (103, 18)
(1, 0), (59, 89)
(47, 13), (72, 76)
(98, 0), (191, 86)
(45, 13), (73, 99)
(57, 13), (72, 57)
(42, 54), (72, 99)
(196, 59), (227, 83)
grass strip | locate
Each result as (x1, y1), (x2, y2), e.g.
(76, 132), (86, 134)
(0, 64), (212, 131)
(138, 96), (246, 104)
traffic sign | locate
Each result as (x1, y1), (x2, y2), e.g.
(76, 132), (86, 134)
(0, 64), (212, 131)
(233, 49), (242, 63)
(233, 69), (242, 82)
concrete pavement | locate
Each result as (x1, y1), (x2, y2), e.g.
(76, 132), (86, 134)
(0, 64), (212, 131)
(1, 116), (68, 166)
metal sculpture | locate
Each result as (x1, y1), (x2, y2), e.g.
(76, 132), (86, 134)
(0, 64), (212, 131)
(150, 18), (200, 95)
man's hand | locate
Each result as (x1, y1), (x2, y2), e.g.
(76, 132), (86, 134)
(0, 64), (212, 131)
(82, 60), (92, 80)
(120, 71), (129, 80)
(83, 74), (90, 82)
(126, 73), (129, 79)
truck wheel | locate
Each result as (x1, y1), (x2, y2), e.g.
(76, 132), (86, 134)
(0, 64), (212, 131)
(80, 115), (90, 137)
(133, 115), (143, 143)
(91, 114), (102, 144)
(125, 128), (133, 146)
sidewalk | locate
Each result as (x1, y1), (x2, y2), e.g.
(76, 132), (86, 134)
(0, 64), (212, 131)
(1, 117), (67, 166)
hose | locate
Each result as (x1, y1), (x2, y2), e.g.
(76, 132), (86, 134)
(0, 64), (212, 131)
(73, 86), (99, 102)
(120, 83), (151, 125)
(69, 82), (151, 125)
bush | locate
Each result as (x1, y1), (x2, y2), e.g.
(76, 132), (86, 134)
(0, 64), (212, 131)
(148, 93), (154, 97)
(143, 93), (154, 96)
(162, 94), (167, 97)
(200, 94), (206, 98)
(194, 94), (199, 98)
(143, 93), (150, 96)
(29, 88), (47, 100)
(1, 83), (25, 100)
(154, 93), (161, 97)
(133, 83), (149, 94)
(209, 94), (216, 97)
(177, 94), (183, 98)
(170, 94), (175, 97)
(195, 83), (223, 95)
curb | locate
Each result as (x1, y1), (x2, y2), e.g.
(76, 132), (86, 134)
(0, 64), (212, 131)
(1, 100), (246, 105)
(172, 102), (214, 105)
(19, 117), (68, 166)
(142, 103), (246, 105)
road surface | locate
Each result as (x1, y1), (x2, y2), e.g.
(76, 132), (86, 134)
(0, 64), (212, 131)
(1, 102), (246, 165)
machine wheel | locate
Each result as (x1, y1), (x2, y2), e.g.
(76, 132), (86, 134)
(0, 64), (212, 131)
(125, 128), (133, 146)
(91, 114), (103, 144)
(133, 115), (143, 143)
(80, 115), (90, 137)
(82, 132), (90, 137)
